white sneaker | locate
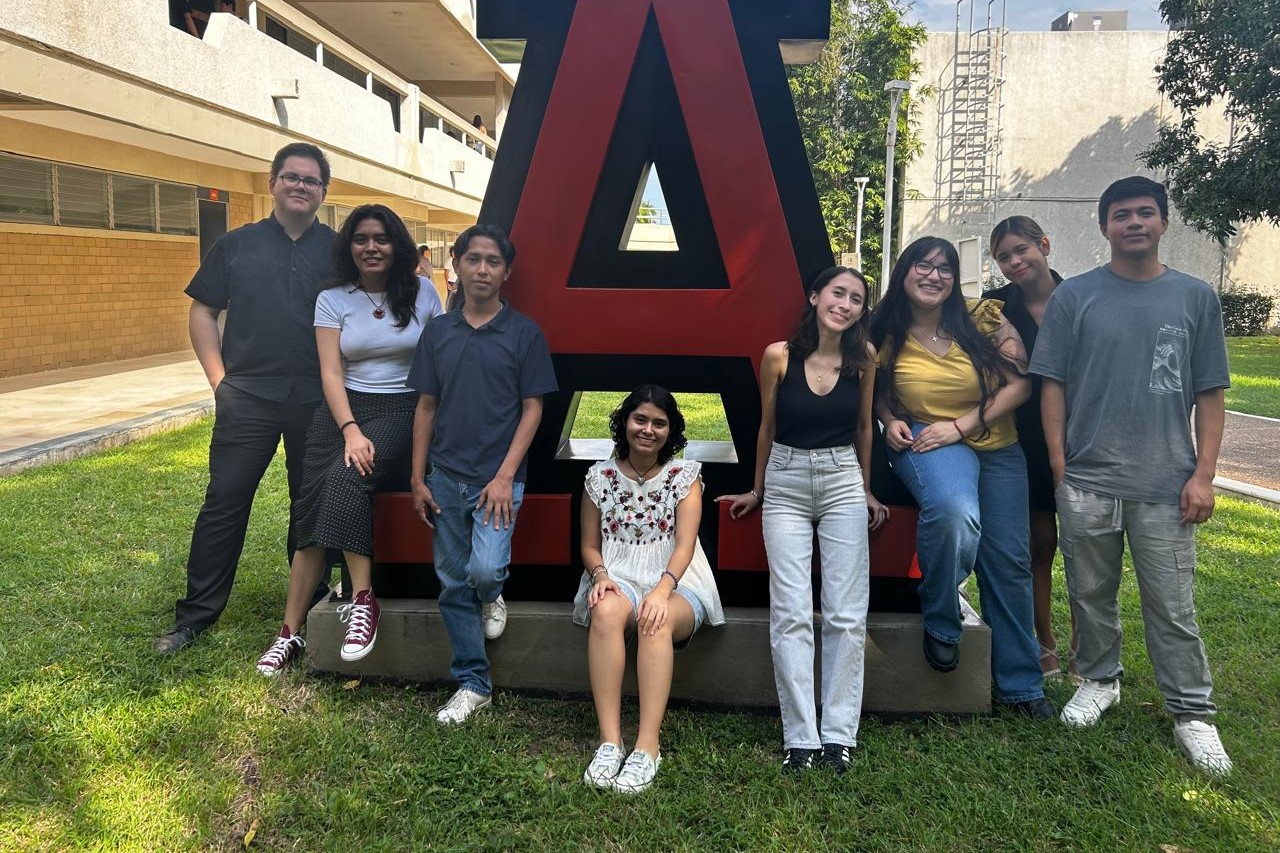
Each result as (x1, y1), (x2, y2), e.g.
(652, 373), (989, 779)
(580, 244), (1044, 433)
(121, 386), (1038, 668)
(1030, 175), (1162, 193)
(1173, 720), (1233, 777)
(482, 595), (508, 640)
(583, 741), (626, 789)
(613, 749), (661, 794)
(435, 688), (491, 725)
(1060, 678), (1121, 728)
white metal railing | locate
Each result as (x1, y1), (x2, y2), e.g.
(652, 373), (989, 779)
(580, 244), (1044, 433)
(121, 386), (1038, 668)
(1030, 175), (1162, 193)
(244, 0), (498, 159)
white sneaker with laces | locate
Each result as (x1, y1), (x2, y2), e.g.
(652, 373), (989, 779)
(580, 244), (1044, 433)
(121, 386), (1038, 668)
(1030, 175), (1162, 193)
(1173, 719), (1232, 776)
(1060, 678), (1121, 728)
(482, 595), (508, 640)
(583, 741), (626, 789)
(613, 749), (661, 794)
(435, 687), (492, 725)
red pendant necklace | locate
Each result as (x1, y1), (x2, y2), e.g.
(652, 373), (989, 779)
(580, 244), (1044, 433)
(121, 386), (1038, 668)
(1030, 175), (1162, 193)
(360, 286), (389, 319)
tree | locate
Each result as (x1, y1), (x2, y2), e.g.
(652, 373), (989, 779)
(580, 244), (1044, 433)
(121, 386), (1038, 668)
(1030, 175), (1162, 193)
(787, 0), (926, 280)
(1141, 0), (1280, 243)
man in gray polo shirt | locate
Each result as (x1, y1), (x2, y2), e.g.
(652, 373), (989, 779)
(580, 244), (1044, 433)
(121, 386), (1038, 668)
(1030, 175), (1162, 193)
(407, 224), (558, 725)
(1030, 176), (1231, 776)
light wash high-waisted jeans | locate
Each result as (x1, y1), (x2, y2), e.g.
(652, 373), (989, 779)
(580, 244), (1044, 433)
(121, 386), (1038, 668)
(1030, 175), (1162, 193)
(762, 442), (870, 750)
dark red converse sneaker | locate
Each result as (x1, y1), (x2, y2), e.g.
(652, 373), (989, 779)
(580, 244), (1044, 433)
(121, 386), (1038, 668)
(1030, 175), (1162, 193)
(338, 589), (380, 662)
(256, 625), (305, 676)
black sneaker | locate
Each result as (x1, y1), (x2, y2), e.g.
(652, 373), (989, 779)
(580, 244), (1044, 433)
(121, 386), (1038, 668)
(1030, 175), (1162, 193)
(818, 743), (853, 775)
(781, 748), (818, 774)
(1010, 696), (1057, 721)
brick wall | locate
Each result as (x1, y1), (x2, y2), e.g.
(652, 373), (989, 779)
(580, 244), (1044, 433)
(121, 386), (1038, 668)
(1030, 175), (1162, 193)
(0, 230), (198, 377)
(228, 191), (255, 230)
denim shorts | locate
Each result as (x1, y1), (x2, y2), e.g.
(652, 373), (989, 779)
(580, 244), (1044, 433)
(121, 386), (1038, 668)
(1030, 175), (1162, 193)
(594, 576), (706, 646)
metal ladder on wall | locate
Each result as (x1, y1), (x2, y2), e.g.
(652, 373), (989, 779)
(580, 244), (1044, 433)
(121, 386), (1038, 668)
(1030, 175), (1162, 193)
(941, 1), (1007, 282)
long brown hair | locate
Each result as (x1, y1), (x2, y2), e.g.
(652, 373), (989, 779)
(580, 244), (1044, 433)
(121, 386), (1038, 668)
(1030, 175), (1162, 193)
(786, 266), (872, 376)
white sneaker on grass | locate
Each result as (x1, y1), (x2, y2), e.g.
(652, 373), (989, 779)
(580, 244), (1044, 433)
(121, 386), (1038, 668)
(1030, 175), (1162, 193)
(1173, 719), (1232, 777)
(1060, 678), (1121, 728)
(435, 688), (491, 725)
(583, 741), (626, 789)
(482, 595), (508, 640)
(613, 749), (661, 794)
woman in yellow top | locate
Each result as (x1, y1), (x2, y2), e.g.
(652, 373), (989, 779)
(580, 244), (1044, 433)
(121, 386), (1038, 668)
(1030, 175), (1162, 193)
(868, 236), (1052, 718)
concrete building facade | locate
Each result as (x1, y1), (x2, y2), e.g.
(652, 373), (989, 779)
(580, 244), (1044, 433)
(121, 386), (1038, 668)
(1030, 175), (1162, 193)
(0, 0), (513, 377)
(900, 27), (1280, 308)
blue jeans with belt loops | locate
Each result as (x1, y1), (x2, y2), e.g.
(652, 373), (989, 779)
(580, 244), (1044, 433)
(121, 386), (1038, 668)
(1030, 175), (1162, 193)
(762, 443), (870, 750)
(887, 424), (1044, 704)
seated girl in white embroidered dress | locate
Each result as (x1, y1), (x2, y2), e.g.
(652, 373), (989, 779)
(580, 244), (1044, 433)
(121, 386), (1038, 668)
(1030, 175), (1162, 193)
(572, 385), (724, 794)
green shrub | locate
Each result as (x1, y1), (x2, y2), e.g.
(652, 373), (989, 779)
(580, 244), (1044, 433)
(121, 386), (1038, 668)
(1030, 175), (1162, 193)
(1221, 287), (1275, 336)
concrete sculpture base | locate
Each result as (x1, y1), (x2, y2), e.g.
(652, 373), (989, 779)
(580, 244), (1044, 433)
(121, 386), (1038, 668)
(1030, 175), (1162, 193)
(307, 599), (992, 716)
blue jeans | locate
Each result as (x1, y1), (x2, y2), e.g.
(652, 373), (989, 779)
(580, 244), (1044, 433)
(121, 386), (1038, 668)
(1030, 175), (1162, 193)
(427, 466), (524, 696)
(887, 425), (1044, 703)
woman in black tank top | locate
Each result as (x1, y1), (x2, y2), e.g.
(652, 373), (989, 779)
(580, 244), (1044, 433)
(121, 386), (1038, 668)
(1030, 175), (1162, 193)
(718, 266), (887, 774)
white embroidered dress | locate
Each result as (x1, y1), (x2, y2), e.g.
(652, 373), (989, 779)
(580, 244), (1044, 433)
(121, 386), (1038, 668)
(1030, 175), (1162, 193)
(571, 458), (725, 627)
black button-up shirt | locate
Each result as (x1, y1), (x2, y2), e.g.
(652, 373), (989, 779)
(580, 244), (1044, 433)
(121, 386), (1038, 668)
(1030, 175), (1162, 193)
(186, 215), (337, 403)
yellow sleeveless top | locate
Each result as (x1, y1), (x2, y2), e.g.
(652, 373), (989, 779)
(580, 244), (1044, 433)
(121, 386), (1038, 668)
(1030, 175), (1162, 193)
(877, 299), (1017, 452)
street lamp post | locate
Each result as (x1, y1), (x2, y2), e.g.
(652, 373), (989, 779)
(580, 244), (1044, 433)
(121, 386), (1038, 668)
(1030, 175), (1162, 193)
(880, 80), (911, 296)
(853, 176), (869, 272)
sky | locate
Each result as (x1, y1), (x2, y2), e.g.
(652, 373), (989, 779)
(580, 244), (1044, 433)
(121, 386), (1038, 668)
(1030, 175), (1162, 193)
(642, 2), (1167, 208)
(906, 0), (1167, 31)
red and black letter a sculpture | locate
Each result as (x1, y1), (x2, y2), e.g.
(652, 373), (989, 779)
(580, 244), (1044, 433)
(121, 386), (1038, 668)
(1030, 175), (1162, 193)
(476, 0), (850, 604)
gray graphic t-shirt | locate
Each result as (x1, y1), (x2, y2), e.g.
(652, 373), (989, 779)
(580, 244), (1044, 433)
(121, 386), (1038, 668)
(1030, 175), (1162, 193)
(1029, 265), (1229, 504)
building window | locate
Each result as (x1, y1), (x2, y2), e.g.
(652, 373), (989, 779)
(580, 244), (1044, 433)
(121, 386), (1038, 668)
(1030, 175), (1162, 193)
(323, 50), (366, 89)
(0, 153), (198, 235)
(0, 155), (54, 224)
(263, 15), (318, 60)
(158, 182), (198, 235)
(371, 79), (403, 133)
(56, 165), (110, 229)
(112, 175), (157, 232)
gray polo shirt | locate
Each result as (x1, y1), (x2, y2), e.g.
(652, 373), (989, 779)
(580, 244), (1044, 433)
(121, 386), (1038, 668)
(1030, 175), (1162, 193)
(407, 302), (558, 483)
(1029, 265), (1230, 504)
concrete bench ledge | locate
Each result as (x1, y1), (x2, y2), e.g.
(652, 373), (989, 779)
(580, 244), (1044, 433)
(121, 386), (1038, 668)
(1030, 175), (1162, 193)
(307, 599), (992, 715)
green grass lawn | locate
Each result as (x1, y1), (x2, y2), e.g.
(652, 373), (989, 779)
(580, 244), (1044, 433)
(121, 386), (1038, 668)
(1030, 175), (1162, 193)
(1226, 336), (1280, 418)
(570, 391), (732, 442)
(2, 421), (1278, 851)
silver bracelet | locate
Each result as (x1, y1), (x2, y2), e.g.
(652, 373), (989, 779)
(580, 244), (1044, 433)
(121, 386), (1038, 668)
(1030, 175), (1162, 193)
(589, 565), (608, 581)
(749, 489), (761, 501)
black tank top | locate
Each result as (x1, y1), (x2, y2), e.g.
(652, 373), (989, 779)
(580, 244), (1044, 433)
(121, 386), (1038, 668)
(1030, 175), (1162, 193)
(774, 348), (860, 449)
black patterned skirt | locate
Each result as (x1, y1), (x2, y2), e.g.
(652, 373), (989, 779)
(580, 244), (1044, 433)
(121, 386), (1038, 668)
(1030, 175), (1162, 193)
(293, 389), (416, 557)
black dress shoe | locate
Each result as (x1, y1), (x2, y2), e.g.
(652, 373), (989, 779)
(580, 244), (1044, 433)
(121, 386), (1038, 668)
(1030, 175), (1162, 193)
(154, 625), (199, 656)
(923, 633), (959, 672)
(1009, 696), (1057, 720)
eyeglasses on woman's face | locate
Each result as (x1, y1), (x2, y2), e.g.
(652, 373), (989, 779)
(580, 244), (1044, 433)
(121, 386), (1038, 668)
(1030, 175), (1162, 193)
(911, 260), (956, 280)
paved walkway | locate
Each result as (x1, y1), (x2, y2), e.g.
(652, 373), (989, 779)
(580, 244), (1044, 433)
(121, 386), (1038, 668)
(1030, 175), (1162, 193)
(1, 354), (1276, 506)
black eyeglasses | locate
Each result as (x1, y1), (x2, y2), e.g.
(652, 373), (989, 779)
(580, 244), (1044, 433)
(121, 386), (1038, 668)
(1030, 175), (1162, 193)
(912, 261), (956, 280)
(276, 173), (325, 191)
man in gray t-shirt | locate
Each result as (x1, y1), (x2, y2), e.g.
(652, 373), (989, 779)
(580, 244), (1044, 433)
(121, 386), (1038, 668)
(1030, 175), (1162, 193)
(1029, 176), (1232, 776)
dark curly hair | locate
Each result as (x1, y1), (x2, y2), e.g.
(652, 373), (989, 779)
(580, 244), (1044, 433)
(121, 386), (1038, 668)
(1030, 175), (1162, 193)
(786, 266), (873, 376)
(608, 384), (688, 464)
(332, 204), (421, 329)
(868, 236), (1017, 442)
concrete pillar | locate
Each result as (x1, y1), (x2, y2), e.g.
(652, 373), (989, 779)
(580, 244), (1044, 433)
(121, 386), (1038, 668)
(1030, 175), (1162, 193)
(403, 84), (421, 142)
(493, 75), (511, 141)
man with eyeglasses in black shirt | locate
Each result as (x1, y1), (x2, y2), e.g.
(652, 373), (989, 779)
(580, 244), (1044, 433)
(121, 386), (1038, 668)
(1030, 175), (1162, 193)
(156, 143), (339, 654)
